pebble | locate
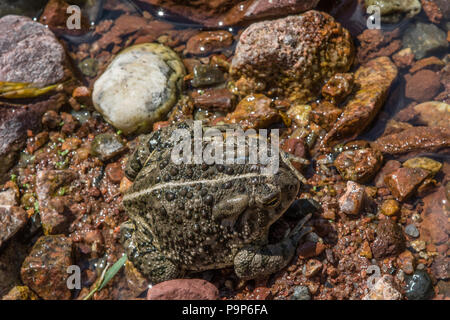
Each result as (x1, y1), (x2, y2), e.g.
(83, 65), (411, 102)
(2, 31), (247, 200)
(185, 31), (233, 55)
(405, 270), (433, 300)
(106, 162), (124, 184)
(381, 199), (400, 217)
(397, 250), (416, 274)
(405, 70), (441, 102)
(412, 102), (450, 128)
(338, 181), (366, 216)
(290, 286), (311, 300)
(192, 64), (225, 88)
(403, 22), (448, 59)
(147, 279), (218, 300)
(364, 0), (421, 23)
(304, 259), (323, 278)
(405, 224), (420, 238)
(334, 148), (383, 183)
(90, 133), (127, 162)
(0, 206), (28, 248)
(371, 219), (406, 259)
(384, 167), (430, 202)
(93, 43), (185, 134)
(363, 275), (402, 300)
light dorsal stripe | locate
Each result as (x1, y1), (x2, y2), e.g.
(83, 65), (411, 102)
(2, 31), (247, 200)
(123, 172), (272, 201)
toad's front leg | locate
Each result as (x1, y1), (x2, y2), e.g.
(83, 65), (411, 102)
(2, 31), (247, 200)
(233, 214), (312, 280)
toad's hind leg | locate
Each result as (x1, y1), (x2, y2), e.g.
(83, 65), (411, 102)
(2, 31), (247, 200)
(121, 221), (179, 284)
(234, 214), (312, 280)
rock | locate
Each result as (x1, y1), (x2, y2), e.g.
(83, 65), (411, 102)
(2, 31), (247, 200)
(405, 270), (433, 300)
(0, 94), (66, 182)
(334, 148), (383, 183)
(410, 56), (445, 74)
(381, 199), (400, 217)
(375, 160), (402, 188)
(403, 22), (448, 60)
(230, 11), (354, 103)
(403, 157), (442, 176)
(290, 285), (311, 300)
(185, 31), (233, 55)
(139, 0), (319, 27)
(405, 70), (441, 102)
(224, 94), (280, 130)
(412, 102), (450, 128)
(372, 126), (450, 156)
(35, 170), (78, 235)
(304, 259), (323, 278)
(421, 0), (444, 23)
(339, 181), (366, 216)
(420, 187), (449, 246)
(90, 133), (127, 162)
(2, 285), (39, 300)
(364, 0), (421, 23)
(434, 0), (450, 19)
(147, 279), (218, 300)
(0, 0), (47, 17)
(310, 101), (342, 131)
(384, 167), (430, 202)
(191, 88), (235, 112)
(39, 0), (90, 35)
(93, 43), (185, 135)
(363, 275), (402, 300)
(392, 48), (415, 69)
(397, 250), (416, 274)
(0, 206), (27, 248)
(21, 235), (73, 300)
(321, 57), (398, 148)
(192, 65), (225, 88)
(321, 73), (354, 104)
(0, 238), (28, 297)
(78, 58), (98, 78)
(124, 260), (149, 298)
(431, 256), (449, 280)
(405, 224), (420, 238)
(357, 29), (402, 64)
(0, 15), (66, 86)
(105, 162), (124, 184)
(371, 219), (406, 259)
(0, 188), (17, 207)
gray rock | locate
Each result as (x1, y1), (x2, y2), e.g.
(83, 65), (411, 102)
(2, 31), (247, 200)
(290, 286), (311, 300)
(405, 224), (420, 238)
(403, 22), (449, 60)
(0, 15), (65, 86)
(91, 133), (127, 162)
(405, 270), (433, 300)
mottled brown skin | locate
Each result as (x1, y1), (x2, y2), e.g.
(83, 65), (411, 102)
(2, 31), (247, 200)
(121, 121), (310, 283)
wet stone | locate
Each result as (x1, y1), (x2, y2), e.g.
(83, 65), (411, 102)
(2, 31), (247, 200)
(0, 206), (27, 248)
(403, 157), (442, 176)
(321, 73), (354, 104)
(405, 224), (420, 238)
(404, 270), (433, 300)
(21, 235), (73, 300)
(371, 219), (406, 259)
(339, 181), (366, 216)
(381, 199), (400, 217)
(290, 286), (311, 300)
(192, 65), (225, 88)
(403, 22), (449, 60)
(397, 250), (415, 275)
(405, 70), (441, 102)
(364, 0), (421, 23)
(431, 256), (449, 280)
(384, 167), (430, 202)
(185, 31), (233, 55)
(78, 58), (98, 78)
(412, 102), (450, 128)
(334, 148), (383, 183)
(2, 285), (39, 300)
(91, 133), (127, 162)
(363, 275), (402, 300)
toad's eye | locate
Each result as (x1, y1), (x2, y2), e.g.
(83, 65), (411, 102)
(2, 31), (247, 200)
(263, 195), (280, 208)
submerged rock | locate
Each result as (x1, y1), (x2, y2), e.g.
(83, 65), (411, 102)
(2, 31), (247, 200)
(403, 22), (448, 60)
(364, 0), (421, 23)
(405, 70), (441, 102)
(0, 206), (27, 248)
(230, 10), (354, 103)
(405, 270), (433, 300)
(0, 0), (47, 18)
(321, 57), (398, 148)
(21, 235), (73, 300)
(412, 101), (450, 128)
(0, 15), (66, 86)
(403, 157), (442, 176)
(371, 219), (405, 259)
(384, 167), (430, 202)
(93, 43), (185, 135)
(334, 148), (383, 183)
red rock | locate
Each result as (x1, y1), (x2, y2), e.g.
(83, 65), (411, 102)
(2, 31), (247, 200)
(311, 101), (342, 131)
(185, 31), (233, 55)
(405, 70), (442, 102)
(339, 181), (366, 216)
(105, 162), (124, 184)
(384, 167), (430, 202)
(431, 256), (449, 280)
(40, 0), (89, 35)
(321, 73), (354, 104)
(420, 187), (449, 246)
(421, 0), (443, 23)
(72, 86), (91, 105)
(147, 279), (219, 300)
(334, 148), (383, 183)
(21, 235), (73, 300)
(392, 48), (415, 69)
(371, 219), (405, 259)
(409, 56), (445, 74)
(397, 250), (415, 275)
(191, 88), (235, 112)
(372, 126), (450, 156)
(357, 29), (401, 64)
(0, 206), (28, 248)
